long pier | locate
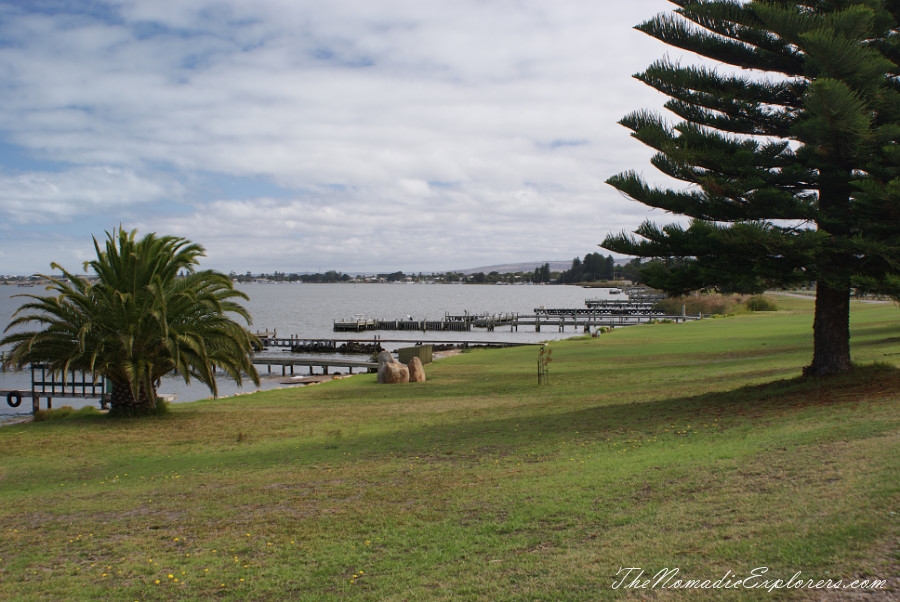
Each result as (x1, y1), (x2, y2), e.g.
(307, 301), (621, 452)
(250, 337), (540, 376)
(256, 334), (533, 351)
(331, 297), (700, 333)
(252, 355), (377, 376)
(332, 312), (698, 333)
(333, 314), (479, 332)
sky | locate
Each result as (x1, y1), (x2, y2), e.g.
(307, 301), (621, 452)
(0, 0), (684, 276)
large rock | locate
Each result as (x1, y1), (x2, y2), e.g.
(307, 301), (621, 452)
(377, 351), (409, 384)
(407, 357), (426, 382)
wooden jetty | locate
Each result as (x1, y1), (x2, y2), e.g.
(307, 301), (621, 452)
(1, 388), (112, 414)
(334, 313), (478, 332)
(475, 312), (696, 333)
(2, 364), (108, 414)
(575, 300), (662, 315)
(332, 310), (699, 334)
(331, 297), (700, 333)
(252, 355), (377, 376)
(256, 336), (533, 351)
(332, 317), (377, 332)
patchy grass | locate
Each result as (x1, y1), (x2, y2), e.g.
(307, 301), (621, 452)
(32, 405), (103, 422)
(0, 294), (897, 600)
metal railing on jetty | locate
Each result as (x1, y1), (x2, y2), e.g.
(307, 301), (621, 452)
(334, 313), (479, 332)
(255, 334), (534, 352)
(580, 300), (662, 315)
(332, 307), (700, 334)
(252, 355), (377, 376)
(251, 332), (535, 377)
(2, 364), (109, 414)
(476, 311), (697, 333)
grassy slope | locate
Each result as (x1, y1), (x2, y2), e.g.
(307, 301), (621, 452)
(0, 294), (897, 601)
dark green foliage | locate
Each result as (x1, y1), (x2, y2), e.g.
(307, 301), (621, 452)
(533, 263), (552, 284)
(602, 1), (900, 375)
(558, 253), (616, 283)
(0, 229), (260, 415)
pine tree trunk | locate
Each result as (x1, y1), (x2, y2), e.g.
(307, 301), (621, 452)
(804, 281), (852, 377)
(804, 167), (853, 377)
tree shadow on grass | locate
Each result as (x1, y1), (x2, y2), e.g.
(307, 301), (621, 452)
(410, 362), (900, 447)
(174, 363), (900, 470)
(15, 364), (900, 472)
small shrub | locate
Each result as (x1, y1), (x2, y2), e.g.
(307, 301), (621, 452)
(33, 406), (75, 422)
(745, 295), (778, 311)
(654, 294), (739, 316)
(33, 405), (100, 422)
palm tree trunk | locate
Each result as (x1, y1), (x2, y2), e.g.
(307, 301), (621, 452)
(108, 381), (157, 415)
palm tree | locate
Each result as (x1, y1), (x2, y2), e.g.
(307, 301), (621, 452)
(1, 228), (260, 415)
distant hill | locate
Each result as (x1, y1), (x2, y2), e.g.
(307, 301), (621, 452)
(454, 261), (573, 275)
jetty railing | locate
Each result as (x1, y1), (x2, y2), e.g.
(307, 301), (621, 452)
(333, 312), (700, 333)
(252, 355), (378, 376)
(2, 364), (108, 414)
(330, 296), (702, 333)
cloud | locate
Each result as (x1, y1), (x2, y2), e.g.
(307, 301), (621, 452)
(0, 166), (183, 223)
(0, 0), (683, 275)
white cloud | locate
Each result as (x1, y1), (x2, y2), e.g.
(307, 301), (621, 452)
(0, 167), (183, 223)
(0, 0), (683, 274)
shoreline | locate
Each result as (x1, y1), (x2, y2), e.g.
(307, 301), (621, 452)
(0, 414), (32, 426)
(0, 349), (465, 426)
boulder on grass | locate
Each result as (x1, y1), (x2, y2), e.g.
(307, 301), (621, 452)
(407, 357), (426, 382)
(377, 351), (409, 384)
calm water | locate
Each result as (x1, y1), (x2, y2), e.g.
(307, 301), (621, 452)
(0, 282), (612, 419)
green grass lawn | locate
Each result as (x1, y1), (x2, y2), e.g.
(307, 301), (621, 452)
(0, 294), (898, 601)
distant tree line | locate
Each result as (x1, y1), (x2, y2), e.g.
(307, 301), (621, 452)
(7, 256), (652, 287)
(230, 270), (351, 283)
(229, 268), (558, 284)
(223, 257), (655, 286)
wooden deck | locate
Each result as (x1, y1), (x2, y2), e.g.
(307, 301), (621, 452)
(252, 355), (377, 376)
(2, 388), (106, 413)
(334, 315), (478, 332)
(332, 312), (699, 333)
(331, 299), (699, 333)
(256, 337), (534, 351)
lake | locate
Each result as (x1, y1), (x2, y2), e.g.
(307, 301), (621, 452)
(0, 282), (614, 419)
